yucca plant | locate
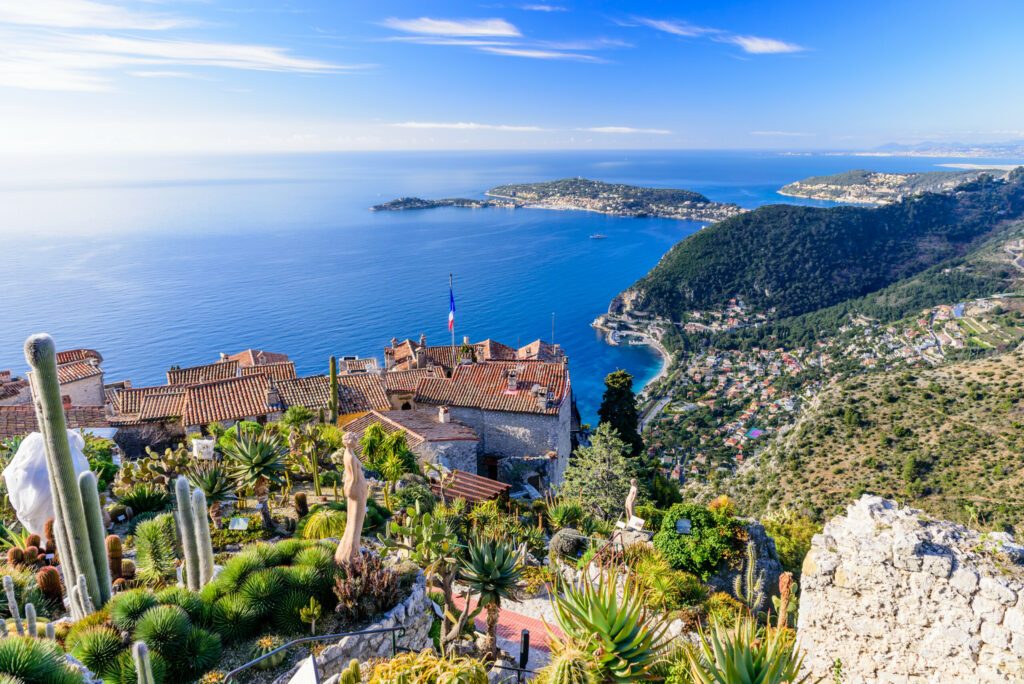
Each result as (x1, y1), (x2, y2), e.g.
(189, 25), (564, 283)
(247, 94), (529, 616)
(223, 432), (286, 511)
(117, 484), (171, 516)
(459, 537), (522, 660)
(69, 625), (125, 680)
(133, 514), (179, 587)
(186, 462), (238, 528)
(0, 636), (84, 684)
(550, 571), (670, 682)
(299, 507), (348, 540)
(546, 497), (585, 531)
(685, 617), (807, 684)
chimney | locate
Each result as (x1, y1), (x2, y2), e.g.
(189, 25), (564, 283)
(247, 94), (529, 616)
(506, 368), (518, 392)
(463, 335), (470, 345)
(266, 386), (281, 409)
(438, 406), (450, 424)
(391, 337), (398, 348)
(414, 347), (426, 369)
(535, 386), (549, 410)
(418, 333), (427, 347)
(220, 352), (228, 361)
(61, 395), (72, 410)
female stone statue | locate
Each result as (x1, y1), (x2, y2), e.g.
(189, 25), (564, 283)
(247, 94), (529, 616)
(334, 432), (367, 565)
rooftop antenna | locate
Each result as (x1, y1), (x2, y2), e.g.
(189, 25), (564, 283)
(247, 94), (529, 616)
(551, 312), (556, 345)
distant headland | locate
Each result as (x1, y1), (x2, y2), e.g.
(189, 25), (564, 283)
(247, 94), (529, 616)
(779, 167), (1015, 204)
(372, 177), (746, 223)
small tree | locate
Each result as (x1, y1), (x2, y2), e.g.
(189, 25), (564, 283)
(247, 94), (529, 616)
(560, 423), (637, 521)
(597, 370), (643, 456)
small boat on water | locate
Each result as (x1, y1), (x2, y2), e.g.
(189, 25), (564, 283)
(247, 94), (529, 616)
(589, 233), (608, 239)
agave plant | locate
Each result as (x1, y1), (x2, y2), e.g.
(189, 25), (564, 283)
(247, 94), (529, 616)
(685, 617), (807, 684)
(223, 432), (286, 510)
(550, 571), (670, 682)
(459, 536), (522, 660)
(186, 462), (238, 528)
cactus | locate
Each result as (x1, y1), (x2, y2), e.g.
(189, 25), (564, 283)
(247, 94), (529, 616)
(107, 535), (123, 581)
(191, 488), (215, 587)
(80, 471), (112, 607)
(43, 518), (56, 556)
(328, 356), (339, 424)
(538, 642), (599, 684)
(732, 539), (766, 613)
(175, 476), (201, 591)
(25, 603), (36, 638)
(3, 575), (23, 636)
(339, 659), (361, 684)
(6, 548), (24, 566)
(35, 566), (62, 603)
(121, 559), (137, 580)
(294, 492), (309, 518)
(45, 621), (55, 640)
(25, 534), (41, 549)
(23, 333), (106, 615)
(133, 641), (156, 684)
(775, 571), (795, 630)
(77, 574), (95, 615)
(24, 547), (39, 566)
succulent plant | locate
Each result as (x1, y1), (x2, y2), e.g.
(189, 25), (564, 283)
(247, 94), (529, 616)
(181, 626), (222, 679)
(133, 604), (190, 657)
(685, 617), (805, 684)
(211, 594), (259, 642)
(537, 641), (600, 684)
(110, 587), (160, 634)
(0, 635), (83, 684)
(339, 659), (361, 684)
(133, 514), (179, 587)
(223, 433), (286, 509)
(107, 535), (123, 582)
(239, 568), (287, 618)
(70, 625), (124, 680)
(35, 567), (62, 603)
(251, 635), (287, 670)
(459, 537), (523, 660)
(294, 492), (309, 518)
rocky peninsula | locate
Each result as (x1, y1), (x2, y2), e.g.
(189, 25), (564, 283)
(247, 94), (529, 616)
(779, 167), (1014, 204)
(372, 177), (745, 223)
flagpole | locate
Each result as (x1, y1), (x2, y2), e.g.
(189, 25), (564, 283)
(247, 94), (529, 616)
(450, 273), (455, 359)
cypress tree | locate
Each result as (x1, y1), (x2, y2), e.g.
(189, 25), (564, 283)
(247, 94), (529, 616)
(597, 370), (643, 456)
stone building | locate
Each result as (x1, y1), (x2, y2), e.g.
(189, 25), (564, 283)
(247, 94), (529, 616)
(341, 406), (479, 474)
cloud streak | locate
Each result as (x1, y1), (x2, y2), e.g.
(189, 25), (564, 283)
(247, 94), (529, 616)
(381, 17), (521, 37)
(478, 47), (604, 62)
(724, 35), (805, 54)
(0, 0), (194, 31)
(583, 126), (671, 135)
(389, 121), (547, 132)
(630, 16), (806, 54)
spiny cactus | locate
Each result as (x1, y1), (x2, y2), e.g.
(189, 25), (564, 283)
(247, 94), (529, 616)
(339, 659), (361, 684)
(191, 488), (215, 588)
(175, 477), (201, 591)
(6, 549), (23, 567)
(36, 567), (62, 603)
(732, 539), (766, 613)
(538, 642), (599, 684)
(3, 575), (23, 636)
(23, 333), (107, 616)
(107, 535), (123, 581)
(45, 622), (55, 640)
(25, 534), (41, 550)
(24, 604), (36, 639)
(328, 356), (339, 424)
(133, 641), (156, 684)
(43, 518), (56, 556)
(80, 471), (112, 607)
(294, 492), (309, 518)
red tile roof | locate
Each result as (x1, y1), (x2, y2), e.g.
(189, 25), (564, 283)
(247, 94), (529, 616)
(342, 408), (477, 457)
(339, 358), (379, 374)
(241, 362), (297, 381)
(226, 349), (291, 368)
(110, 386), (187, 425)
(181, 374), (277, 427)
(383, 368), (439, 393)
(0, 405), (110, 439)
(414, 360), (569, 415)
(55, 349), (103, 365)
(275, 374), (390, 415)
(167, 360), (238, 385)
(0, 378), (29, 402)
(56, 361), (103, 385)
(432, 470), (510, 504)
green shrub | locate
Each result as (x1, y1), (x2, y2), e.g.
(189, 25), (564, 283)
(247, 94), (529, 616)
(762, 509), (820, 577)
(702, 592), (746, 629)
(636, 504), (665, 533)
(109, 589), (160, 633)
(117, 484), (171, 516)
(69, 626), (123, 680)
(209, 515), (270, 548)
(134, 514), (179, 586)
(0, 636), (84, 684)
(653, 504), (742, 580)
(392, 483), (437, 512)
(239, 568), (288, 618)
(133, 604), (191, 656)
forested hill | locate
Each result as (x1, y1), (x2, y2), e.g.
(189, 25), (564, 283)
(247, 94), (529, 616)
(617, 169), (1024, 321)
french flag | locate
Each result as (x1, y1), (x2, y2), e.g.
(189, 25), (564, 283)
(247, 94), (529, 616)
(448, 280), (456, 332)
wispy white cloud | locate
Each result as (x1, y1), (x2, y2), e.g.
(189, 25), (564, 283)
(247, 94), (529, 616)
(750, 130), (815, 137)
(0, 0), (194, 30)
(381, 17), (521, 38)
(478, 47), (604, 62)
(389, 121), (547, 132)
(724, 35), (805, 54)
(128, 70), (207, 79)
(583, 126), (671, 135)
(520, 4), (567, 11)
(630, 16), (806, 55)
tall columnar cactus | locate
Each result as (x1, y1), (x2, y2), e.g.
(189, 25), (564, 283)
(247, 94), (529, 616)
(79, 471), (112, 607)
(23, 333), (106, 615)
(191, 488), (215, 587)
(107, 535), (123, 582)
(328, 355), (339, 424)
(175, 476), (201, 591)
(25, 603), (36, 638)
(133, 641), (156, 684)
(733, 539), (766, 613)
(3, 575), (23, 636)
(45, 622), (55, 640)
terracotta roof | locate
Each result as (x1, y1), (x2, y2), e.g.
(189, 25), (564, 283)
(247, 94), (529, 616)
(431, 469), (510, 504)
(0, 405), (110, 439)
(241, 362), (297, 381)
(388, 339), (525, 372)
(517, 339), (564, 362)
(56, 349), (103, 365)
(167, 360), (238, 385)
(0, 378), (29, 402)
(383, 368), (439, 393)
(114, 385), (176, 415)
(342, 408), (477, 457)
(226, 349), (291, 368)
(339, 358), (379, 374)
(476, 339), (518, 361)
(110, 386), (187, 425)
(182, 374), (277, 427)
(275, 374), (390, 415)
(414, 360), (569, 416)
(56, 361), (102, 385)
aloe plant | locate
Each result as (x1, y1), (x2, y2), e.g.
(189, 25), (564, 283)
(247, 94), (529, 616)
(685, 617), (807, 684)
(223, 433), (286, 511)
(459, 537), (522, 660)
(551, 571), (670, 682)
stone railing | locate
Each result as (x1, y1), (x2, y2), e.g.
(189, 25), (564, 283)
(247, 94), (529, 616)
(798, 495), (1024, 683)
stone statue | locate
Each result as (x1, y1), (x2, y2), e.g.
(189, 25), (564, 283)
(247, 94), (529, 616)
(334, 432), (368, 566)
(625, 478), (638, 522)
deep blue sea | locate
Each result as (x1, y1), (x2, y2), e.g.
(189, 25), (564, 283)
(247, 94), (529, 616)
(1, 150), (1019, 424)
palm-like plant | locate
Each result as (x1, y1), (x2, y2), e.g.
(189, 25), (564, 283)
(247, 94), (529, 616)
(359, 423), (419, 509)
(459, 537), (522, 660)
(685, 617), (807, 684)
(550, 571), (670, 682)
(222, 432), (286, 511)
(186, 462), (238, 528)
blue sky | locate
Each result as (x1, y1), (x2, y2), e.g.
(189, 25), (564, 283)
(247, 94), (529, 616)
(2, 0), (1022, 154)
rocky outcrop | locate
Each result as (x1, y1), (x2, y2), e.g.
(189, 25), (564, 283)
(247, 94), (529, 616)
(798, 496), (1024, 683)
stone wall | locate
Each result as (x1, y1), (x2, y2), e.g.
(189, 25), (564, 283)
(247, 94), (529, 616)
(798, 496), (1024, 683)
(419, 439), (479, 476)
(278, 572), (433, 684)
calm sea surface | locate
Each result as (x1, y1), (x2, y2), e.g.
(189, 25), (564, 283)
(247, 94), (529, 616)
(1, 151), (1018, 424)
